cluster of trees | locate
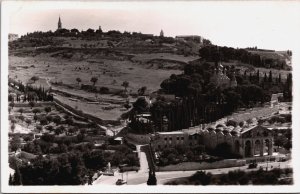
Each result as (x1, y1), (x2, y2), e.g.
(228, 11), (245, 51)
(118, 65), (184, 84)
(273, 128), (292, 151)
(9, 79), (53, 102)
(157, 145), (205, 166)
(199, 46), (288, 69)
(167, 168), (293, 185)
(127, 59), (291, 134)
(11, 143), (139, 185)
(144, 60), (292, 132)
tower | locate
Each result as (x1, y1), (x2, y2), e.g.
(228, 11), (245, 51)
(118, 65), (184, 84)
(160, 29), (164, 37)
(58, 16), (62, 30)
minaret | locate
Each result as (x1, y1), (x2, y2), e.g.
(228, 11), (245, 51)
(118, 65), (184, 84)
(58, 16), (62, 30)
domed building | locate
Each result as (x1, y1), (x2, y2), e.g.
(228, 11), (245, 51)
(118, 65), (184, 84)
(210, 62), (237, 89)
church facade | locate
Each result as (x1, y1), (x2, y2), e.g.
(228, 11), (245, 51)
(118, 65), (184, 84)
(151, 124), (274, 158)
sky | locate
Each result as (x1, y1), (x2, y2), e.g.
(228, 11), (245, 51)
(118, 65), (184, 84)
(5, 1), (300, 50)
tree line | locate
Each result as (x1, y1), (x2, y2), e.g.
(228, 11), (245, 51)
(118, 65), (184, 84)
(199, 45), (289, 70)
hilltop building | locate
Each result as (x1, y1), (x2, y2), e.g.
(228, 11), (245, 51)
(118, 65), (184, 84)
(175, 35), (202, 44)
(160, 30), (164, 37)
(8, 33), (18, 42)
(58, 16), (62, 30)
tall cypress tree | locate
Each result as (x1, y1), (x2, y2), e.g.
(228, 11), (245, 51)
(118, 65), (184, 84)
(264, 72), (268, 83)
(268, 71), (273, 82)
(9, 174), (13, 185)
(13, 165), (22, 185)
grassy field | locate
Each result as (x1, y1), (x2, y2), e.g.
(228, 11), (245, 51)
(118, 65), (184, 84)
(9, 54), (181, 93)
(9, 46), (189, 124)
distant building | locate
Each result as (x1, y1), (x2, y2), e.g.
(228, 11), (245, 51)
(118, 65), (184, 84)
(58, 16), (62, 30)
(270, 93), (283, 107)
(151, 131), (201, 150)
(160, 29), (164, 37)
(175, 35), (202, 44)
(8, 33), (18, 42)
(210, 62), (237, 89)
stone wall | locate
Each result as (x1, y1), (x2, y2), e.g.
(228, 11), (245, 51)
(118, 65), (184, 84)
(126, 133), (151, 144)
(53, 98), (121, 126)
(157, 159), (246, 172)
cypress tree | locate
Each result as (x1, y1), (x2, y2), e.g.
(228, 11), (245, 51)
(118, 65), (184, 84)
(13, 165), (22, 185)
(147, 171), (157, 185)
(9, 174), (13, 185)
(268, 71), (273, 82)
(264, 72), (268, 83)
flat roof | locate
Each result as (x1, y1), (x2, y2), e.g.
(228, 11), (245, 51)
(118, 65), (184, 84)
(157, 131), (185, 135)
(114, 137), (123, 141)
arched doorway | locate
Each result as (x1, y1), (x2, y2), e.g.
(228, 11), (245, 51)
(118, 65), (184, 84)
(245, 140), (252, 157)
(234, 140), (240, 154)
(254, 140), (261, 156)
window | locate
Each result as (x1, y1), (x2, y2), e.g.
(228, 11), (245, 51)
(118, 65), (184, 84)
(181, 137), (184, 140)
(189, 136), (192, 140)
(164, 137), (167, 141)
(177, 137), (180, 140)
(169, 137), (172, 140)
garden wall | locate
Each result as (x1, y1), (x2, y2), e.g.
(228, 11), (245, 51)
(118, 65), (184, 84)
(126, 133), (151, 144)
(53, 97), (121, 126)
(13, 102), (54, 107)
(156, 159), (246, 172)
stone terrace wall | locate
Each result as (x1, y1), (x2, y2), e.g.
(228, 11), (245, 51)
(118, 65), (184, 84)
(54, 98), (121, 126)
(157, 159), (246, 172)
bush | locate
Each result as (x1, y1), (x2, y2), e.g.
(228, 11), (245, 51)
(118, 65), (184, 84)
(99, 87), (109, 94)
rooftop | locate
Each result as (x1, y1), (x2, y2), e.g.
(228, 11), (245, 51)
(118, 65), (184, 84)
(156, 131), (185, 135)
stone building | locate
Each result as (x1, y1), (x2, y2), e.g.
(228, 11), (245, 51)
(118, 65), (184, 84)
(210, 62), (237, 89)
(175, 35), (202, 44)
(151, 131), (201, 150)
(200, 125), (273, 158)
(8, 33), (18, 42)
(151, 124), (274, 158)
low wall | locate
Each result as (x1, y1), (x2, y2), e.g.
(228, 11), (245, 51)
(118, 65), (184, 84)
(13, 102), (54, 107)
(126, 133), (151, 144)
(54, 98), (121, 126)
(157, 159), (246, 172)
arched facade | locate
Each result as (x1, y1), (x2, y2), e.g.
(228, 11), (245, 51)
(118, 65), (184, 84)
(151, 125), (274, 159)
(199, 125), (274, 158)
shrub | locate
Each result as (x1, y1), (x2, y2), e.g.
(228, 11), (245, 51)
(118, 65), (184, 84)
(99, 87), (109, 94)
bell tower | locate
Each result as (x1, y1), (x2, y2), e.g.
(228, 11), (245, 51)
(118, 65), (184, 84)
(58, 15), (62, 30)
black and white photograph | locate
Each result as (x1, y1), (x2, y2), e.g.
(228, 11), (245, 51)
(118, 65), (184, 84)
(1, 0), (300, 193)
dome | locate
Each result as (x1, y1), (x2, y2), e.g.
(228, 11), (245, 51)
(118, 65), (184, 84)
(233, 126), (242, 132)
(215, 127), (222, 133)
(230, 130), (238, 136)
(216, 124), (226, 128)
(207, 127), (215, 132)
